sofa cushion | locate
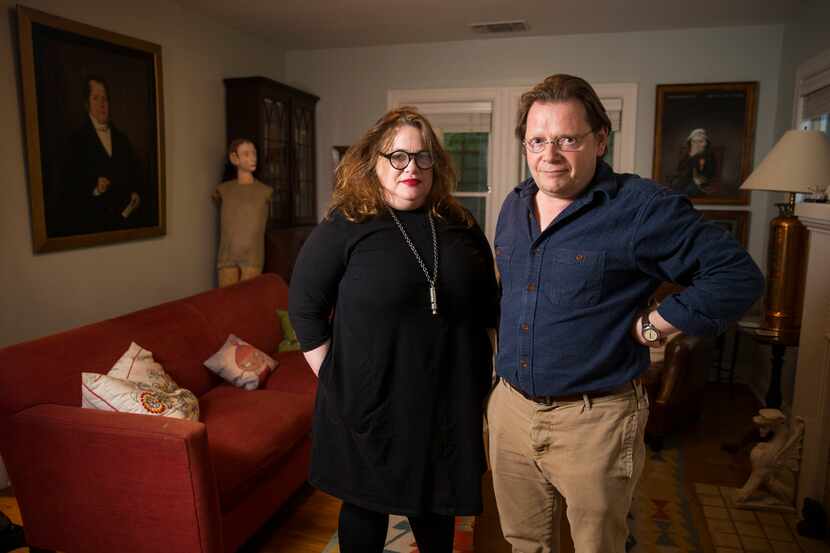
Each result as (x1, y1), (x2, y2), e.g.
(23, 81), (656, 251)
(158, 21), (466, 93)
(263, 350), (317, 395)
(204, 335), (277, 390)
(200, 385), (314, 509)
(184, 275), (285, 361)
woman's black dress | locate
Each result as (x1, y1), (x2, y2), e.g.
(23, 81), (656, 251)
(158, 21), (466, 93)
(289, 207), (499, 516)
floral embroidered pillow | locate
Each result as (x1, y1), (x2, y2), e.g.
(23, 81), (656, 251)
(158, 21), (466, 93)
(81, 342), (199, 421)
(107, 342), (178, 392)
(204, 334), (278, 390)
(82, 373), (200, 420)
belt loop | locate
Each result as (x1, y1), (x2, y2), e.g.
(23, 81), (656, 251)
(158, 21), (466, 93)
(581, 394), (592, 413)
(632, 378), (646, 408)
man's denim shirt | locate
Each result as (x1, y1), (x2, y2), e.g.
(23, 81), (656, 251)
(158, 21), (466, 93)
(494, 161), (764, 397)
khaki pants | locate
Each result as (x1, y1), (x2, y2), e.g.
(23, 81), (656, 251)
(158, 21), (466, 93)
(486, 378), (649, 553)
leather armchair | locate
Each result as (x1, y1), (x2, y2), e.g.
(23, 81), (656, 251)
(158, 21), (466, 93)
(642, 332), (715, 451)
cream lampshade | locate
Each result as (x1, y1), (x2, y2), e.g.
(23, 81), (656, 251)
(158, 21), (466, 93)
(741, 130), (830, 197)
(740, 130), (830, 336)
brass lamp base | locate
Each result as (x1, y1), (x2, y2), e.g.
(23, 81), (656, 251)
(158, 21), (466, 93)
(762, 194), (807, 337)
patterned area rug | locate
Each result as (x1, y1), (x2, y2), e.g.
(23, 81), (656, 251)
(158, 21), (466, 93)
(627, 445), (714, 553)
(321, 515), (474, 553)
(320, 445), (712, 553)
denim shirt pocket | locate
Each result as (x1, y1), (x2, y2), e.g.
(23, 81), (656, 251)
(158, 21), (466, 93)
(542, 248), (605, 307)
(494, 244), (513, 294)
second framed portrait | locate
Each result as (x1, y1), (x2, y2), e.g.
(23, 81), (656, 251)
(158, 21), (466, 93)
(653, 82), (757, 205)
(699, 209), (750, 247)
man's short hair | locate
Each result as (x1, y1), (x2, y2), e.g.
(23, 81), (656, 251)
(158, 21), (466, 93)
(515, 74), (612, 141)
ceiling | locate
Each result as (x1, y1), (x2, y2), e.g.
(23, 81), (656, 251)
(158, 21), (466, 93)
(175, 0), (802, 51)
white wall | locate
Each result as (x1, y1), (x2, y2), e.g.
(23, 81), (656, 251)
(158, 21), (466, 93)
(0, 0), (284, 347)
(285, 25), (784, 271)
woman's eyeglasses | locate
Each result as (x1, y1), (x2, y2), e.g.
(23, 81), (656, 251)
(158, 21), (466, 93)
(522, 130), (594, 153)
(380, 150), (435, 170)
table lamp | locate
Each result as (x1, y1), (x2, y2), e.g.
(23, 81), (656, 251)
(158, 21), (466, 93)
(740, 130), (830, 337)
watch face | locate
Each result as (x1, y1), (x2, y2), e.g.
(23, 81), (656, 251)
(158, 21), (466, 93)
(644, 328), (659, 342)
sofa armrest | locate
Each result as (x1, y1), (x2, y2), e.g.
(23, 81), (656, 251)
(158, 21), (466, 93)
(4, 404), (223, 553)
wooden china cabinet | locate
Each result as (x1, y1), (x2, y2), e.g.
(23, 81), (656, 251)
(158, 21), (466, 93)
(223, 76), (319, 283)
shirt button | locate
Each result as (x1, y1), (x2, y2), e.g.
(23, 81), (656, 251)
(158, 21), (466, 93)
(520, 323), (529, 332)
(531, 248), (538, 256)
(527, 283), (536, 292)
(575, 254), (585, 262)
(520, 360), (529, 369)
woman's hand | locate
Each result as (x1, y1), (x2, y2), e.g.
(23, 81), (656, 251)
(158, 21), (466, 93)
(302, 339), (331, 377)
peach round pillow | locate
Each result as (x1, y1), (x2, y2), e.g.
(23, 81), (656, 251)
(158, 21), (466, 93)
(204, 334), (278, 390)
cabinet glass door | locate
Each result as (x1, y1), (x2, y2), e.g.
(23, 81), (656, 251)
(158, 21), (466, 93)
(262, 96), (290, 223)
(292, 105), (316, 224)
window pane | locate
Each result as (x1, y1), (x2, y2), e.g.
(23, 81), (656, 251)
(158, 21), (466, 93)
(603, 131), (616, 167)
(444, 132), (488, 192)
(800, 113), (830, 136)
(798, 113), (830, 202)
(457, 196), (486, 229)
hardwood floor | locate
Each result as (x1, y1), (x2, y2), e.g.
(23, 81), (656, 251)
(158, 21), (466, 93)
(240, 485), (341, 553)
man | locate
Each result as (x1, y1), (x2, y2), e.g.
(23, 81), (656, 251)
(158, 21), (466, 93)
(487, 74), (763, 553)
(59, 76), (143, 236)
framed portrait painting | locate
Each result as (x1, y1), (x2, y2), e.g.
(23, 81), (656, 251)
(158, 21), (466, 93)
(653, 82), (757, 205)
(16, 6), (166, 253)
(699, 209), (750, 247)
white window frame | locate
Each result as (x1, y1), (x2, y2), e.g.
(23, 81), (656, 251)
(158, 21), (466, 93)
(793, 48), (830, 127)
(388, 83), (637, 242)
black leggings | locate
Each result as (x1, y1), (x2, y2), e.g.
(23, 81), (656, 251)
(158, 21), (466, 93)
(338, 501), (455, 553)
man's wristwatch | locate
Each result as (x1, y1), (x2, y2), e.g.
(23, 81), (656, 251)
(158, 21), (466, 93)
(641, 311), (663, 345)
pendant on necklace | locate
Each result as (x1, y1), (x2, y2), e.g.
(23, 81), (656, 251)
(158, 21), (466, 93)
(429, 285), (438, 316)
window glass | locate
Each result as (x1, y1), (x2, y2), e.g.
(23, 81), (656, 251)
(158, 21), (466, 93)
(445, 132), (488, 193)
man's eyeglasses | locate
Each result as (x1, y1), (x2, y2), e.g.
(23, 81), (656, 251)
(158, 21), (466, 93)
(522, 130), (594, 153)
(380, 150), (435, 170)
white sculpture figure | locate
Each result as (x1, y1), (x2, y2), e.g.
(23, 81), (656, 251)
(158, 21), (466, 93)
(734, 408), (805, 511)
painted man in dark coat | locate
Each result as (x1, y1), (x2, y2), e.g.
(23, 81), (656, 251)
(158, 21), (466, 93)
(59, 76), (143, 236)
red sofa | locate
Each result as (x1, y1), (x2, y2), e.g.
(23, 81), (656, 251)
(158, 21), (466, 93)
(0, 274), (317, 553)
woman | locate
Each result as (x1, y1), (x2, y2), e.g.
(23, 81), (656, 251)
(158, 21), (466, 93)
(288, 107), (498, 553)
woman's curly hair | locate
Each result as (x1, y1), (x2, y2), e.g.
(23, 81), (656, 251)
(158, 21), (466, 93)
(327, 106), (473, 226)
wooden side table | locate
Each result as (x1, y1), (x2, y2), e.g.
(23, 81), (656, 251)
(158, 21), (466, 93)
(730, 319), (799, 409)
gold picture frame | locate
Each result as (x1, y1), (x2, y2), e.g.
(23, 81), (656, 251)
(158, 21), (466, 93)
(17, 6), (166, 252)
(699, 209), (750, 248)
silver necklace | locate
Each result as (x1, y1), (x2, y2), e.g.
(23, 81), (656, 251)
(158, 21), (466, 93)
(387, 207), (439, 316)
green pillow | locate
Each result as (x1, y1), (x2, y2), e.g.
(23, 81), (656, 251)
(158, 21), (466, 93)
(277, 309), (301, 352)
